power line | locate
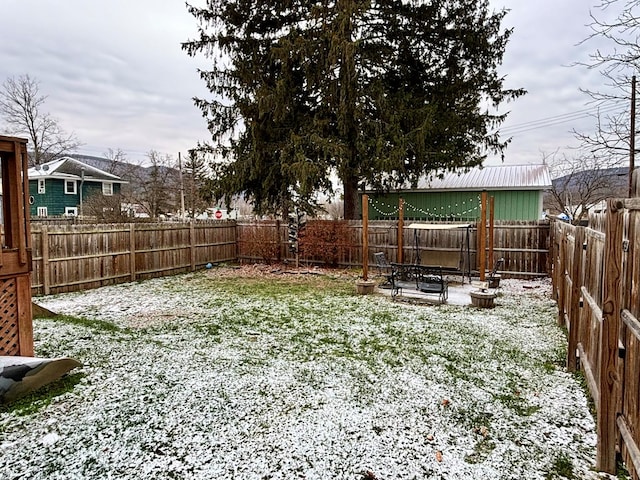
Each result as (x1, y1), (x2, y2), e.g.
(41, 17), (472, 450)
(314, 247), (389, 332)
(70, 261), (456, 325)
(498, 101), (626, 136)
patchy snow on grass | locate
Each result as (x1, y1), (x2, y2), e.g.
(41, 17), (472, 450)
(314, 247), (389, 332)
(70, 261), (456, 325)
(1, 271), (615, 479)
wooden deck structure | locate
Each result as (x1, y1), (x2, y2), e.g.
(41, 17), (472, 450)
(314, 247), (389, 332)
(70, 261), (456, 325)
(0, 135), (33, 356)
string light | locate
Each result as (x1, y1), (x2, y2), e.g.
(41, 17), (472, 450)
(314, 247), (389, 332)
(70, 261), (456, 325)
(368, 198), (400, 216)
(368, 196), (481, 220)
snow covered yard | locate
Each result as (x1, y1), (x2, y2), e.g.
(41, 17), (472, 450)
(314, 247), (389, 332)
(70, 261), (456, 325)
(0, 268), (616, 479)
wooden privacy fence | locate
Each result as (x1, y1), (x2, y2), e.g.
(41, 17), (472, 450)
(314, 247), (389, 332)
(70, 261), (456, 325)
(551, 196), (640, 477)
(27, 219), (549, 295)
(30, 222), (237, 295)
(238, 219), (550, 278)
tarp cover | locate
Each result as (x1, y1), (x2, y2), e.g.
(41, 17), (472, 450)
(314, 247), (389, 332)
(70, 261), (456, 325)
(1, 356), (81, 403)
(407, 223), (471, 230)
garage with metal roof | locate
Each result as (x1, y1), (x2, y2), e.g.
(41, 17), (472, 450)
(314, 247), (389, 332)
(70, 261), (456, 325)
(365, 164), (552, 221)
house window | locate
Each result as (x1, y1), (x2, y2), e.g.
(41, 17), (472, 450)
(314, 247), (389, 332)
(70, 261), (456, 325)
(37, 206), (48, 217)
(38, 178), (46, 194)
(102, 182), (114, 196)
(65, 207), (78, 216)
(65, 180), (77, 194)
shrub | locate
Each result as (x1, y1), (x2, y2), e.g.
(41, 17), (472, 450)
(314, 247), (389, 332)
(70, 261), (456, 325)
(299, 220), (351, 266)
(239, 223), (279, 264)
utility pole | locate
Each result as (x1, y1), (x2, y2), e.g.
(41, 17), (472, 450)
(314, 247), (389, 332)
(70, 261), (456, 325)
(178, 152), (186, 220)
(630, 75), (636, 198)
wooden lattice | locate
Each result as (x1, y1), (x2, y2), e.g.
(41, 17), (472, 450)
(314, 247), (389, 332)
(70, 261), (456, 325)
(0, 277), (19, 355)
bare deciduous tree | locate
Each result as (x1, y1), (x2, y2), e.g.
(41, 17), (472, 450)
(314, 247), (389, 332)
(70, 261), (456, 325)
(94, 148), (182, 220)
(545, 150), (626, 224)
(0, 74), (80, 165)
(82, 192), (127, 223)
(584, 0), (640, 74)
(136, 150), (179, 219)
(574, 1), (640, 176)
(320, 199), (344, 220)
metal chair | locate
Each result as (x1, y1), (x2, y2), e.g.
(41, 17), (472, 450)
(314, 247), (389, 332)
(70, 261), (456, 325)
(374, 252), (393, 288)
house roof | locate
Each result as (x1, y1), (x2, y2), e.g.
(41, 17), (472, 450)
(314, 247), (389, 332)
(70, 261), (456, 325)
(413, 164), (552, 191)
(27, 157), (126, 183)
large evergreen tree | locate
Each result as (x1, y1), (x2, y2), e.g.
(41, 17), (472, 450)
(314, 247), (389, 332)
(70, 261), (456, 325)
(183, 0), (524, 219)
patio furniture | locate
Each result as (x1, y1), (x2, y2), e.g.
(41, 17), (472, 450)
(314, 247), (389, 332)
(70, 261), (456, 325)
(414, 265), (448, 303)
(488, 257), (504, 288)
(374, 252), (393, 288)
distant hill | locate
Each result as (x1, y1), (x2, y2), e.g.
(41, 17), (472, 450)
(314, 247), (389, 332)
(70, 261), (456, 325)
(551, 167), (629, 197)
(543, 166), (630, 214)
(67, 153), (115, 172)
(68, 153), (146, 179)
(67, 153), (178, 183)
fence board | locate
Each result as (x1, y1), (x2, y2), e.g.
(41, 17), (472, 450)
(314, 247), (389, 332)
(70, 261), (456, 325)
(30, 219), (548, 293)
(552, 198), (640, 478)
(235, 220), (550, 278)
(30, 222), (237, 294)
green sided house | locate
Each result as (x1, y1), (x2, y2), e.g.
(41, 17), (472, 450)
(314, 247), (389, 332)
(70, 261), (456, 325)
(27, 157), (126, 217)
(365, 164), (552, 221)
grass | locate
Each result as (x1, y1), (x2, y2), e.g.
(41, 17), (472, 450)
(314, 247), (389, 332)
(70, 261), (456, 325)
(545, 453), (575, 479)
(48, 314), (129, 333)
(0, 373), (85, 417)
(0, 271), (607, 479)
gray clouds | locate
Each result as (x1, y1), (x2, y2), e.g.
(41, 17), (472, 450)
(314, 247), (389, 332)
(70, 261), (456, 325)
(491, 0), (622, 164)
(1, 0), (210, 162)
(0, 0), (618, 165)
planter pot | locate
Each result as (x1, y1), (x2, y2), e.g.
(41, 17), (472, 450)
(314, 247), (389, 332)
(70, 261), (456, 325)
(488, 274), (501, 289)
(470, 290), (497, 308)
(355, 279), (377, 295)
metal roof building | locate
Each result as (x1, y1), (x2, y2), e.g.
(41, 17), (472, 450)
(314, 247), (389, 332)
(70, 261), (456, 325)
(365, 164), (552, 221)
(414, 164), (551, 191)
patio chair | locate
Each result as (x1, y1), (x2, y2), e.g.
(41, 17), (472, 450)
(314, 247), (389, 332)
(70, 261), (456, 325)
(374, 252), (393, 288)
(488, 257), (504, 288)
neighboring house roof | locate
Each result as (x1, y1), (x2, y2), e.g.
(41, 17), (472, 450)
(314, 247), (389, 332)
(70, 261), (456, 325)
(68, 153), (177, 185)
(413, 164), (552, 191)
(27, 157), (127, 183)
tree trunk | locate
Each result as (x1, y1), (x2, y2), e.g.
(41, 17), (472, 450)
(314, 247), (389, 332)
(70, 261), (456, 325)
(342, 173), (360, 220)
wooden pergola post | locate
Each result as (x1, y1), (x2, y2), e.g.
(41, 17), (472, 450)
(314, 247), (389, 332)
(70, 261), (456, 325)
(478, 191), (487, 281)
(488, 196), (495, 271)
(362, 194), (369, 281)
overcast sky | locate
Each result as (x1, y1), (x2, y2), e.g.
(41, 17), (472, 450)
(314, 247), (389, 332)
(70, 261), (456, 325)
(0, 0), (624, 167)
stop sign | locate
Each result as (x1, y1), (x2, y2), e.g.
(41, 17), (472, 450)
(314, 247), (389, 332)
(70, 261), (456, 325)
(214, 210), (223, 219)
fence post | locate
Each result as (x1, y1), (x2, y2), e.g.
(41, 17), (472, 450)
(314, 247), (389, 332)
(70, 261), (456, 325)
(129, 223), (136, 282)
(190, 221), (196, 271)
(596, 199), (624, 474)
(557, 229), (567, 327)
(567, 226), (584, 372)
(41, 225), (50, 295)
(548, 220), (556, 281)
